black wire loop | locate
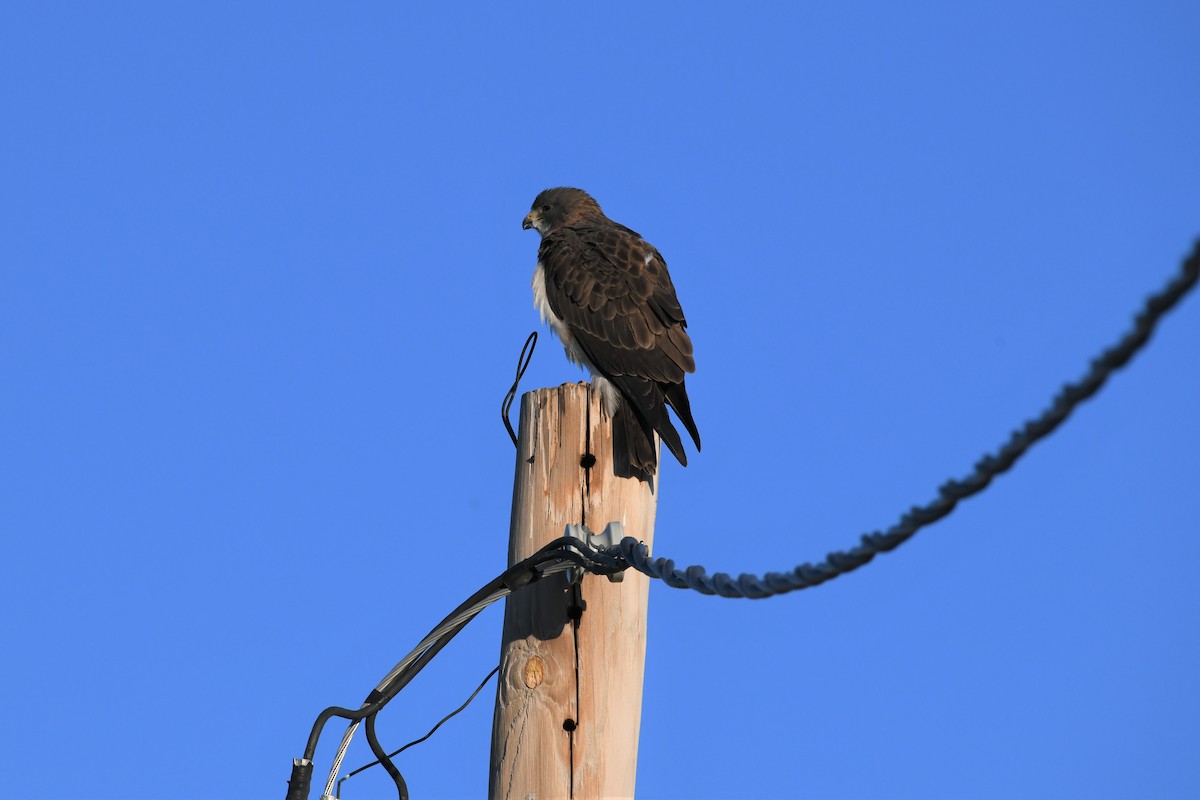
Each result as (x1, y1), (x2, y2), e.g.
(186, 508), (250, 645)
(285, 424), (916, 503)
(503, 331), (538, 446)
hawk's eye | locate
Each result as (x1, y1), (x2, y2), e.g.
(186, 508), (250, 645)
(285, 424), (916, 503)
(541, 204), (551, 212)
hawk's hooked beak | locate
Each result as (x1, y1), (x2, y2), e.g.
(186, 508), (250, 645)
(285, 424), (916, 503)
(522, 213), (534, 231)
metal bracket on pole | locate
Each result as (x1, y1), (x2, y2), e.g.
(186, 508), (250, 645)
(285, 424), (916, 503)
(565, 521), (627, 583)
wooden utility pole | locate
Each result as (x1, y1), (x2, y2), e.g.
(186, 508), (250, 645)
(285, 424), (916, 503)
(489, 382), (658, 800)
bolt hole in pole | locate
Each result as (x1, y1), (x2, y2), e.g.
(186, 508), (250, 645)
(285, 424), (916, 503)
(562, 719), (577, 732)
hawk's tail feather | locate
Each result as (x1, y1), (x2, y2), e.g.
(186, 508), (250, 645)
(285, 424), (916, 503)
(613, 404), (658, 482)
(653, 412), (688, 468)
(614, 374), (691, 470)
(662, 381), (701, 452)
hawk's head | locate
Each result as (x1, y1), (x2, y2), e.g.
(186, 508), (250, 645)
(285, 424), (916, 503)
(523, 187), (603, 237)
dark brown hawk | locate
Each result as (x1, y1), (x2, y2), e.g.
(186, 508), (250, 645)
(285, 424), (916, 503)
(523, 187), (700, 480)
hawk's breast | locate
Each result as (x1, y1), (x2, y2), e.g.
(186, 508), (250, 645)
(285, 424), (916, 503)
(532, 261), (585, 367)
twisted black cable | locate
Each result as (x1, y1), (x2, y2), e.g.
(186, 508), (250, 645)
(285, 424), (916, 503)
(607, 240), (1200, 598)
(291, 243), (1196, 797)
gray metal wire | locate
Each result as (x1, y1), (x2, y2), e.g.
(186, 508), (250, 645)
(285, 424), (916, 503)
(603, 240), (1200, 599)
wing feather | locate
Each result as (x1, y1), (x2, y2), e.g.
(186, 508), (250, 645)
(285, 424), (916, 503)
(539, 224), (695, 383)
(537, 218), (701, 466)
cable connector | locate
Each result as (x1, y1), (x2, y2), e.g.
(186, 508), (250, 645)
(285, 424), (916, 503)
(565, 522), (628, 583)
(284, 757), (313, 800)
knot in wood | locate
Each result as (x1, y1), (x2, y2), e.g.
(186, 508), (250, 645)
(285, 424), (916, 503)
(523, 655), (545, 689)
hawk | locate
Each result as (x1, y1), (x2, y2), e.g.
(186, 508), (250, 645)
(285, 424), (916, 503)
(523, 187), (700, 481)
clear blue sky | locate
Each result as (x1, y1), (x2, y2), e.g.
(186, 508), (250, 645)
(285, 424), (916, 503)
(2, 3), (1198, 799)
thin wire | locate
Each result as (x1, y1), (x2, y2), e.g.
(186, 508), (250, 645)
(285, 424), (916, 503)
(337, 666), (501, 798)
(316, 608), (500, 797)
(316, 539), (615, 797)
(606, 240), (1200, 598)
(503, 331), (538, 446)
